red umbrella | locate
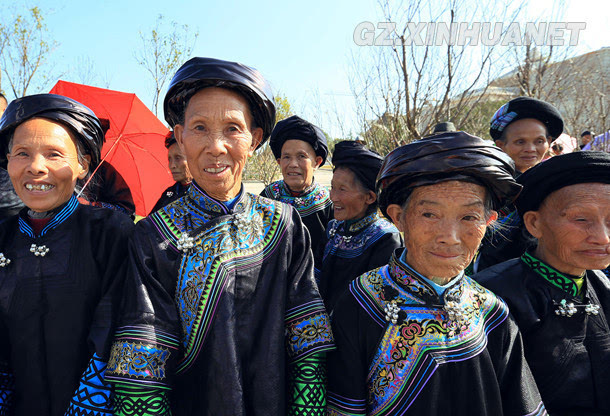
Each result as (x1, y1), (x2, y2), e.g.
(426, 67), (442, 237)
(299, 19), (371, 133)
(49, 80), (173, 216)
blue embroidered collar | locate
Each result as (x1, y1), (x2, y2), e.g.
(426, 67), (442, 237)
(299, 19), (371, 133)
(187, 181), (248, 216)
(387, 249), (466, 305)
(18, 194), (80, 238)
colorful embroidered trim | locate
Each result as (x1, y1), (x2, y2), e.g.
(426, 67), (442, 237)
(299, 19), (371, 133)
(521, 251), (579, 297)
(327, 392), (367, 416)
(285, 299), (335, 362)
(106, 326), (179, 389)
(263, 180), (332, 217)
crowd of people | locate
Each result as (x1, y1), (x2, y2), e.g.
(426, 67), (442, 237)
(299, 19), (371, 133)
(0, 57), (608, 416)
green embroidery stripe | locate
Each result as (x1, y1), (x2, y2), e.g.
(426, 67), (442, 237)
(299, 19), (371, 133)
(521, 252), (579, 297)
(113, 386), (171, 416)
(289, 353), (327, 416)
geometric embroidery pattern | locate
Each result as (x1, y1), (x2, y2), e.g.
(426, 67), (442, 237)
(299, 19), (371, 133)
(521, 251), (579, 297)
(0, 369), (14, 416)
(288, 353), (326, 416)
(112, 385), (170, 416)
(65, 354), (113, 416)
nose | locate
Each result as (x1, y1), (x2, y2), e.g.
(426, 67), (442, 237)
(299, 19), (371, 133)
(26, 154), (48, 175)
(588, 221), (610, 245)
(523, 142), (537, 152)
(204, 132), (228, 157)
(435, 219), (460, 245)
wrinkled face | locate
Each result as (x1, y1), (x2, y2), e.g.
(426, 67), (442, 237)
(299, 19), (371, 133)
(0, 97), (7, 117)
(7, 118), (89, 212)
(174, 87), (262, 201)
(167, 143), (192, 184)
(523, 183), (610, 276)
(330, 167), (375, 222)
(278, 139), (322, 192)
(496, 118), (549, 173)
(387, 181), (495, 282)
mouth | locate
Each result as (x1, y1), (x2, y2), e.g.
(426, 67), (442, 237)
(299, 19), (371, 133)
(25, 183), (55, 192)
(430, 251), (460, 259)
(204, 166), (229, 174)
(286, 172), (302, 177)
(580, 249), (610, 258)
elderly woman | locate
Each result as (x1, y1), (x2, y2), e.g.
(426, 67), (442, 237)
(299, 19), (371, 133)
(474, 151), (610, 415)
(262, 115), (332, 257)
(0, 94), (134, 416)
(317, 140), (401, 313)
(105, 58), (334, 416)
(326, 132), (546, 416)
(473, 97), (565, 273)
(150, 130), (193, 212)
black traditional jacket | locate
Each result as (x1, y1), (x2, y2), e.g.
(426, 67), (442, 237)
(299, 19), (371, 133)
(0, 196), (134, 416)
(106, 182), (334, 416)
(317, 211), (402, 314)
(326, 249), (546, 416)
(150, 181), (190, 213)
(261, 179), (333, 259)
(474, 252), (610, 415)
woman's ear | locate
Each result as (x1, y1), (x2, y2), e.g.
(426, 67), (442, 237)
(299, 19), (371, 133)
(78, 155), (91, 180)
(386, 203), (404, 231)
(365, 190), (377, 205)
(314, 155), (323, 169)
(522, 211), (543, 239)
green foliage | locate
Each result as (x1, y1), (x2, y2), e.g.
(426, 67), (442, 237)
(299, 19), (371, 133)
(244, 94), (293, 185)
(0, 6), (58, 98)
(135, 15), (199, 116)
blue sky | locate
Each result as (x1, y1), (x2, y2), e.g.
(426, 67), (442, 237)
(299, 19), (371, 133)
(3, 0), (609, 137)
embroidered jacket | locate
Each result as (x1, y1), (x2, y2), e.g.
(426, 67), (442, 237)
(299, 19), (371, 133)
(474, 252), (610, 415)
(326, 249), (546, 416)
(261, 179), (333, 259)
(317, 212), (402, 313)
(0, 196), (134, 416)
(106, 182), (334, 415)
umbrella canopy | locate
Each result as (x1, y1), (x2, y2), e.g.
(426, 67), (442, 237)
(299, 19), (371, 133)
(49, 80), (173, 216)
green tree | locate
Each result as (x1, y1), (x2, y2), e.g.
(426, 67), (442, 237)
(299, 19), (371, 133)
(135, 15), (199, 116)
(0, 6), (58, 98)
(245, 94), (293, 185)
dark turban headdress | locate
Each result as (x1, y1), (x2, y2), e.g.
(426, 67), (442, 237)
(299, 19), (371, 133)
(164, 131), (176, 149)
(376, 131), (522, 218)
(0, 93), (104, 170)
(515, 151), (610, 218)
(490, 96), (564, 141)
(332, 140), (383, 192)
(163, 57), (275, 148)
(269, 115), (328, 165)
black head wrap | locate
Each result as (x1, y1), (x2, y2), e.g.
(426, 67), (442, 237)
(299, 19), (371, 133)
(490, 96), (564, 141)
(164, 57), (275, 147)
(332, 140), (383, 192)
(164, 131), (176, 149)
(0, 93), (104, 170)
(269, 115), (328, 165)
(515, 151), (610, 217)
(376, 131), (521, 218)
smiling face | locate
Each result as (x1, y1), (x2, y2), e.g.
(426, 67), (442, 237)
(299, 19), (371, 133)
(496, 118), (549, 173)
(7, 118), (89, 212)
(167, 142), (192, 184)
(330, 167), (376, 221)
(386, 181), (496, 283)
(523, 183), (610, 276)
(278, 139), (322, 192)
(174, 87), (263, 201)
